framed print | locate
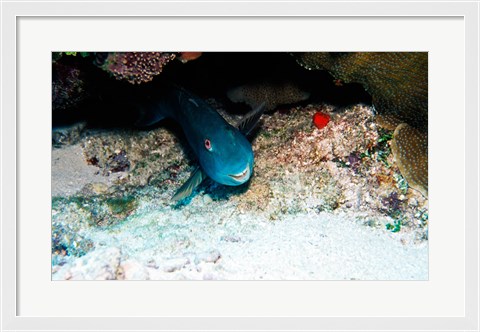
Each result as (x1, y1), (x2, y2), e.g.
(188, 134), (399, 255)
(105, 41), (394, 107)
(1, 1), (478, 331)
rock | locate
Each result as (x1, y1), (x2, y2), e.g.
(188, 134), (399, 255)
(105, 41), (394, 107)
(61, 247), (122, 280)
(52, 122), (87, 147)
(194, 250), (221, 264)
(160, 257), (190, 272)
(120, 259), (150, 280)
(408, 197), (418, 207)
(82, 182), (109, 195)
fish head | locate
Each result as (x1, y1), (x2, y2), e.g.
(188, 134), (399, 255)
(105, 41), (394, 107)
(196, 124), (254, 186)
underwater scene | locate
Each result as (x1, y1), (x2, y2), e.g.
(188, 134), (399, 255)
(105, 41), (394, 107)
(52, 52), (428, 280)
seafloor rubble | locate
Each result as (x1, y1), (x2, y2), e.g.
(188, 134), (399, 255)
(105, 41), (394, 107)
(51, 52), (429, 280)
(293, 52), (428, 197)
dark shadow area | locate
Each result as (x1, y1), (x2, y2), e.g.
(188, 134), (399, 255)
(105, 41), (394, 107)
(52, 52), (372, 129)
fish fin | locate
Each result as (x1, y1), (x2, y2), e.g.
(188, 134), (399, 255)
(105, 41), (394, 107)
(172, 166), (207, 202)
(237, 102), (266, 137)
(134, 105), (167, 127)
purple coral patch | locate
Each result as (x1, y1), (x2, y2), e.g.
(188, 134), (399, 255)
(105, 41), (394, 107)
(100, 52), (176, 84)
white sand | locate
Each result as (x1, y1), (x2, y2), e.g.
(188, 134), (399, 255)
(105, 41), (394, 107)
(53, 195), (428, 280)
(52, 144), (126, 196)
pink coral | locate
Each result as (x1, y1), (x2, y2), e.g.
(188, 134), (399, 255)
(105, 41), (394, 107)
(102, 52), (176, 84)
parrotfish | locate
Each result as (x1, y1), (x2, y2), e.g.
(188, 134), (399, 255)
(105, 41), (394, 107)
(136, 85), (265, 202)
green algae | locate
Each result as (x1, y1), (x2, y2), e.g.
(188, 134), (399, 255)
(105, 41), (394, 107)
(52, 52), (90, 62)
(52, 193), (139, 228)
(51, 193), (140, 260)
(393, 173), (409, 195)
(360, 128), (394, 168)
(105, 195), (138, 217)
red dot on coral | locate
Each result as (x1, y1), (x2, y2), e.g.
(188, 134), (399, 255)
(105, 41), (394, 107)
(313, 112), (330, 129)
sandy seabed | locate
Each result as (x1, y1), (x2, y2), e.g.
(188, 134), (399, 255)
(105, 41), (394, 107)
(53, 206), (428, 280)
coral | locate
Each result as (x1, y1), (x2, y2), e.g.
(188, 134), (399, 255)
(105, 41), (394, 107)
(271, 104), (379, 166)
(375, 113), (405, 131)
(227, 81), (310, 111)
(293, 52), (428, 130)
(100, 52), (176, 84)
(390, 123), (428, 197)
(178, 52), (202, 63)
(376, 114), (428, 198)
(52, 62), (88, 111)
(312, 111), (330, 129)
(293, 52), (428, 197)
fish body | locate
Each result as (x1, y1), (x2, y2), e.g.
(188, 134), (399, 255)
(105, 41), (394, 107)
(136, 85), (264, 201)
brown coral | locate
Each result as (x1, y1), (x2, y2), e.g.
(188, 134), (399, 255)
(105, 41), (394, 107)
(178, 52), (202, 63)
(227, 81), (310, 111)
(294, 52), (428, 197)
(390, 123), (428, 197)
(375, 114), (405, 131)
(101, 52), (176, 84)
(294, 52), (428, 130)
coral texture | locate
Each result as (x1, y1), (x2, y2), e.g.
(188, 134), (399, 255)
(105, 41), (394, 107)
(294, 52), (428, 130)
(294, 52), (428, 197)
(390, 123), (428, 197)
(376, 114), (428, 198)
(100, 52), (176, 84)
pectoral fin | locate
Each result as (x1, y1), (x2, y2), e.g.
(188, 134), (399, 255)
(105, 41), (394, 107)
(237, 102), (266, 137)
(172, 166), (207, 202)
(134, 105), (167, 127)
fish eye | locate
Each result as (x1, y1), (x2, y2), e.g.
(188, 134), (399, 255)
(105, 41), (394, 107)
(204, 139), (212, 151)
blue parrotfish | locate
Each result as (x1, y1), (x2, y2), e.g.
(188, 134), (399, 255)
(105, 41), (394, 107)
(135, 85), (265, 202)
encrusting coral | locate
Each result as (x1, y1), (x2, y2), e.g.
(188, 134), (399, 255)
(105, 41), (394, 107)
(227, 81), (311, 111)
(293, 52), (428, 130)
(390, 123), (428, 197)
(99, 52), (176, 84)
(293, 52), (428, 198)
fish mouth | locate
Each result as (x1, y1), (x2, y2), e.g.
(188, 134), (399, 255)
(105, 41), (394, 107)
(229, 165), (251, 183)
